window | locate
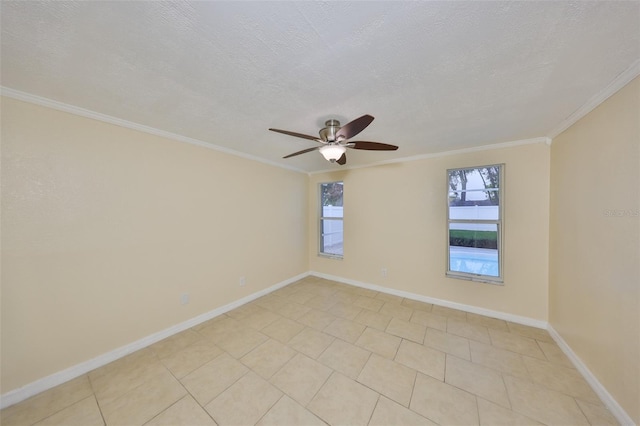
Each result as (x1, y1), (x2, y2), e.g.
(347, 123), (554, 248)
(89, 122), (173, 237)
(447, 165), (503, 283)
(319, 181), (343, 258)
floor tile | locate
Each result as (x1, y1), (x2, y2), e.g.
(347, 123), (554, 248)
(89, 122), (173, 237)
(197, 316), (244, 341)
(160, 339), (223, 379)
(88, 348), (157, 382)
(446, 318), (491, 343)
(410, 373), (479, 426)
(181, 353), (249, 406)
(287, 327), (334, 359)
(260, 317), (305, 343)
(91, 355), (168, 407)
(466, 312), (509, 331)
(376, 292), (404, 304)
(146, 395), (216, 426)
(356, 327), (401, 359)
(394, 339), (445, 381)
(332, 289), (362, 304)
(226, 303), (265, 321)
(328, 300), (362, 320)
(537, 340), (574, 368)
(469, 340), (529, 379)
(477, 397), (542, 425)
(305, 281), (338, 296)
(214, 327), (268, 358)
(317, 338), (371, 379)
(297, 309), (337, 330)
(150, 329), (202, 359)
(269, 353), (332, 406)
(357, 354), (416, 407)
(369, 395), (437, 426)
(307, 372), (379, 426)
(445, 355), (510, 408)
(101, 369), (186, 426)
(241, 309), (282, 330)
(410, 310), (447, 331)
(575, 399), (619, 426)
(323, 317), (366, 343)
(305, 294), (339, 311)
(32, 396), (103, 426)
(488, 328), (546, 359)
(353, 308), (392, 330)
(523, 357), (601, 404)
(354, 295), (385, 311)
(276, 302), (311, 320)
(503, 375), (590, 425)
(287, 291), (316, 304)
(401, 298), (433, 312)
(256, 395), (325, 426)
(241, 338), (296, 379)
(350, 287), (379, 298)
(386, 317), (425, 343)
(423, 327), (471, 360)
(205, 372), (282, 426)
(507, 322), (554, 342)
(254, 294), (288, 311)
(1, 376), (94, 426)
(192, 314), (230, 332)
(431, 305), (467, 320)
(379, 302), (413, 321)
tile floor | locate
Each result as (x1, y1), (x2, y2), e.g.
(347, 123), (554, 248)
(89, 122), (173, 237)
(1, 277), (620, 425)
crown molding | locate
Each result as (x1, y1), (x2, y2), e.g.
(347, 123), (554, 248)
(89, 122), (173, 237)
(0, 87), (307, 175)
(547, 59), (640, 139)
(309, 136), (551, 175)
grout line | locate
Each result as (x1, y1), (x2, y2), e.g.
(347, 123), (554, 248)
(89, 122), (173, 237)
(366, 395), (382, 425)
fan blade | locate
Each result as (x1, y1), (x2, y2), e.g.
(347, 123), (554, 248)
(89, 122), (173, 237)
(336, 153), (347, 165)
(283, 146), (320, 159)
(336, 114), (374, 140)
(349, 141), (398, 151)
(269, 128), (321, 142)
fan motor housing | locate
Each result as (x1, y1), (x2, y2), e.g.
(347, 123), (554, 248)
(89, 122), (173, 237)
(319, 119), (341, 142)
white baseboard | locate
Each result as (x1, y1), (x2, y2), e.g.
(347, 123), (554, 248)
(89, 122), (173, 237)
(0, 272), (309, 410)
(547, 325), (635, 426)
(310, 271), (548, 329)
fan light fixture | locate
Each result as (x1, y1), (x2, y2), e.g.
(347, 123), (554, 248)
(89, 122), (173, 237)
(319, 145), (346, 162)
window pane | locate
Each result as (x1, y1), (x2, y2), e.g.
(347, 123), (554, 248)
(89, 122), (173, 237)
(321, 182), (343, 217)
(449, 223), (499, 277)
(449, 194), (500, 220)
(321, 219), (343, 256)
(448, 166), (500, 219)
(448, 166), (500, 192)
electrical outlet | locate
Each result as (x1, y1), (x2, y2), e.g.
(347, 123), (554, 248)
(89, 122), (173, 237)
(381, 268), (388, 278)
(180, 293), (190, 305)
(239, 276), (246, 286)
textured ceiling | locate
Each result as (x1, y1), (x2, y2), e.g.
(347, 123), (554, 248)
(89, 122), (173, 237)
(1, 1), (639, 172)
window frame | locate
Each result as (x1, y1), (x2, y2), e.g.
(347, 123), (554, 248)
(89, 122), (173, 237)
(446, 164), (504, 284)
(318, 181), (344, 259)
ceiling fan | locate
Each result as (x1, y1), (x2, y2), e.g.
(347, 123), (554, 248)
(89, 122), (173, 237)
(269, 115), (398, 165)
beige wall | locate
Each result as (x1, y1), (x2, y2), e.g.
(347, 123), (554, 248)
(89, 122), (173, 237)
(309, 142), (551, 321)
(0, 97), (308, 392)
(549, 77), (640, 423)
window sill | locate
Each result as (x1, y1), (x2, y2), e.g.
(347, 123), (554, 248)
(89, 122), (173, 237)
(318, 253), (343, 260)
(446, 272), (503, 285)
